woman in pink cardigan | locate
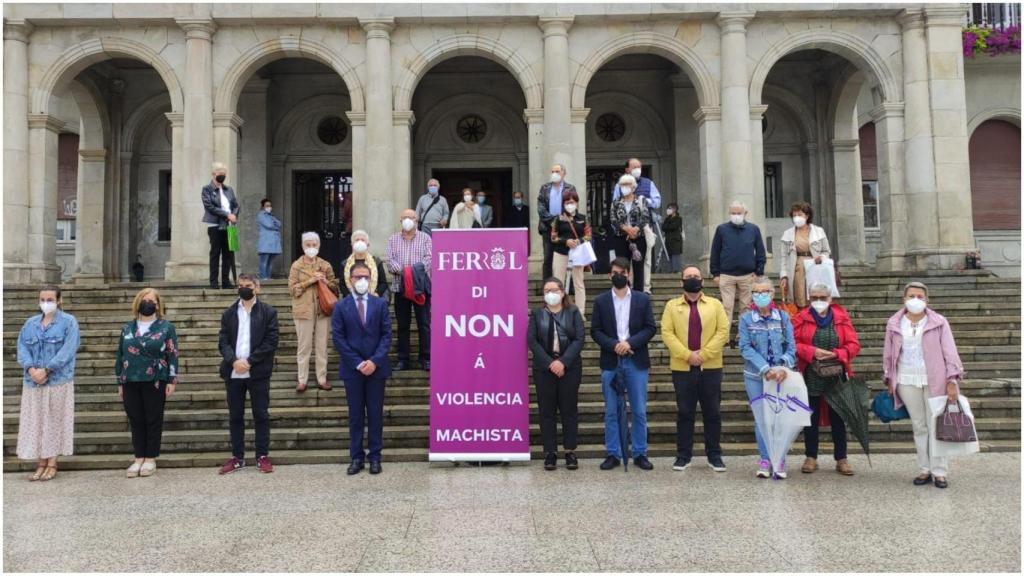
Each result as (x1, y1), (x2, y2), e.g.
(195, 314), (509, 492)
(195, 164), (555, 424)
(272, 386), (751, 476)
(882, 281), (964, 489)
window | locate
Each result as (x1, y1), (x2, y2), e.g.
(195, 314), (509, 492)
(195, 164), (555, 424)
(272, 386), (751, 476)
(56, 220), (76, 243)
(764, 163), (783, 218)
(862, 181), (879, 229)
(158, 170), (172, 242)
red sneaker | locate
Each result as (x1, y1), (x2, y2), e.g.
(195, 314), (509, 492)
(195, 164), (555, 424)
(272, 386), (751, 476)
(256, 455), (274, 473)
(219, 457), (244, 475)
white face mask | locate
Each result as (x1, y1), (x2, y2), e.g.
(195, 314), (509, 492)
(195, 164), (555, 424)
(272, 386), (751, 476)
(464, 195), (473, 203)
(544, 292), (562, 306)
(564, 203), (577, 215)
(354, 278), (370, 295)
(264, 206), (272, 213)
(401, 218), (416, 232)
(304, 247), (319, 259)
(550, 172), (562, 184)
(793, 216), (807, 228)
(39, 301), (57, 315)
(810, 300), (830, 314)
(621, 187), (634, 197)
(353, 240), (368, 254)
(630, 168), (642, 179)
(905, 297), (927, 314)
(730, 214), (745, 226)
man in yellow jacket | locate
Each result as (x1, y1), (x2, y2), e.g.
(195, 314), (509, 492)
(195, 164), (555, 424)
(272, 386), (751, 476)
(661, 266), (730, 472)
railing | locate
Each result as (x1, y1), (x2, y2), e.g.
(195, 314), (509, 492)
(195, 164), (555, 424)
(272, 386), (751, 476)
(967, 3), (1021, 30)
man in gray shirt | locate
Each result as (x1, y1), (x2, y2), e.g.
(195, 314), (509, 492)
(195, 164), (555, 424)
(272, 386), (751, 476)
(415, 178), (449, 236)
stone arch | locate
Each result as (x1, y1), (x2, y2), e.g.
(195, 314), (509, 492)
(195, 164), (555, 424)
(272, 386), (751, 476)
(571, 32), (719, 109)
(123, 93), (172, 154)
(749, 29), (901, 106)
(762, 84), (817, 144)
(271, 93), (355, 154)
(33, 37), (184, 114)
(394, 34), (543, 111)
(414, 92), (528, 153)
(216, 37), (365, 114)
(584, 90), (672, 152)
(968, 106), (1022, 135)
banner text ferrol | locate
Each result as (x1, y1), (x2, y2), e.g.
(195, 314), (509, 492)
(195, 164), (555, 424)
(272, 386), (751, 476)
(428, 229), (530, 461)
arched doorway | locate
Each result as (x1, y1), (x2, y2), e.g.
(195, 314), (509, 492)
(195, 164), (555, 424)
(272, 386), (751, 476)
(970, 119), (1021, 275)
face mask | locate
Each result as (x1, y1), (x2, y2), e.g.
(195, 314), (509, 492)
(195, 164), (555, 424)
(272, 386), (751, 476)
(264, 207), (272, 213)
(238, 287), (255, 301)
(513, 198), (523, 207)
(730, 214), (745, 226)
(139, 301), (158, 317)
(215, 174), (226, 184)
(905, 297), (927, 314)
(621, 187), (634, 197)
(550, 172), (562, 184)
(793, 216), (807, 228)
(304, 247), (319, 259)
(683, 278), (703, 294)
(39, 302), (57, 315)
(630, 168), (642, 179)
(476, 196), (486, 205)
(611, 273), (629, 289)
(353, 240), (368, 254)
(564, 203), (577, 215)
(354, 278), (370, 295)
(810, 300), (830, 315)
(428, 186), (439, 196)
(752, 293), (772, 309)
(401, 218), (416, 232)
(464, 195), (473, 203)
(544, 292), (562, 307)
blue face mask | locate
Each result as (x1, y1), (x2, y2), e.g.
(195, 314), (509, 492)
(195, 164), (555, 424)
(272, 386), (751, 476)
(752, 293), (772, 309)
(513, 198), (523, 207)
(428, 186), (439, 196)
(476, 196), (486, 205)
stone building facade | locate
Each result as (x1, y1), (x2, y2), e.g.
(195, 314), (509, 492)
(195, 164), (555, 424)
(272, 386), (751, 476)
(3, 3), (1020, 284)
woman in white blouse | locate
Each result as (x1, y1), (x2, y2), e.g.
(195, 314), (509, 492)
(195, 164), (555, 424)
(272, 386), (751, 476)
(779, 201), (831, 309)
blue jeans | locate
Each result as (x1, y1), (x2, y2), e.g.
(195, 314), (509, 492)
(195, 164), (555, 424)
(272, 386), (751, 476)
(600, 356), (649, 458)
(258, 253), (277, 280)
(743, 374), (770, 460)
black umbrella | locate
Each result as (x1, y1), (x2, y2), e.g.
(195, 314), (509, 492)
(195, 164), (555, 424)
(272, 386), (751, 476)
(825, 375), (873, 467)
(612, 357), (630, 472)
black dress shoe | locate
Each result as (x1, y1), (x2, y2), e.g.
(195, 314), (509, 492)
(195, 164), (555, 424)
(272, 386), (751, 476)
(543, 452), (557, 471)
(369, 461), (382, 475)
(933, 477), (948, 489)
(394, 361), (409, 372)
(222, 282), (234, 290)
(634, 455), (654, 470)
(209, 283), (220, 290)
(347, 461), (364, 475)
(913, 473), (933, 486)
(565, 452), (579, 470)
(599, 456), (621, 470)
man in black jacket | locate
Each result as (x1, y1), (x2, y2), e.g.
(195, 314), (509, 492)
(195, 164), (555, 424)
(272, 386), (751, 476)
(590, 257), (657, 471)
(202, 162), (240, 289)
(217, 274), (280, 474)
(537, 164), (577, 283)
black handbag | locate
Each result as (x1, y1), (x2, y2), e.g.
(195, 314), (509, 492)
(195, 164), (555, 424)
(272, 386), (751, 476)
(810, 358), (845, 379)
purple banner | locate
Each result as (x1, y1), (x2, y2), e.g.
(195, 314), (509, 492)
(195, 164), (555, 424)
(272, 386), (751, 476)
(429, 229), (531, 461)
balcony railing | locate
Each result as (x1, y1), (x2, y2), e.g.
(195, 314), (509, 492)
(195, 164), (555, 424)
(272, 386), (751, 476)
(966, 3), (1021, 31)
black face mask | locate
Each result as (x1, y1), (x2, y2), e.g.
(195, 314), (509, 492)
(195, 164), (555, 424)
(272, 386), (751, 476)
(238, 287), (255, 301)
(139, 301), (158, 317)
(215, 174), (226, 184)
(611, 273), (629, 289)
(683, 278), (703, 294)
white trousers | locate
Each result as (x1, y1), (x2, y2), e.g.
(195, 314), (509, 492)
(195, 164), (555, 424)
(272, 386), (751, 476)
(643, 224), (655, 293)
(898, 384), (949, 477)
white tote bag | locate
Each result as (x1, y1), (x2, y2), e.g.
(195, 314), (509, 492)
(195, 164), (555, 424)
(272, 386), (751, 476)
(928, 395), (981, 458)
(568, 241), (598, 267)
(802, 257), (840, 298)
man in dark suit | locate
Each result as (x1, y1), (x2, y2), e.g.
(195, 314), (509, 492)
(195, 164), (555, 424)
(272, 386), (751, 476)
(217, 273), (280, 474)
(537, 164), (577, 284)
(332, 262), (393, 475)
(201, 161), (240, 289)
(590, 257), (657, 471)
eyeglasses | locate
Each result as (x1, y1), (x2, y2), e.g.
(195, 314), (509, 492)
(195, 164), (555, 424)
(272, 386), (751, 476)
(809, 295), (829, 302)
(752, 290), (771, 296)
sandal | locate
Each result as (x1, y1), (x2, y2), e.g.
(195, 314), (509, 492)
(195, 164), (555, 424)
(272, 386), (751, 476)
(29, 464), (46, 481)
(39, 466), (58, 481)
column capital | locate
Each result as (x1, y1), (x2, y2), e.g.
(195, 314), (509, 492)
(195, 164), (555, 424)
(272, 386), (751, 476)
(570, 107), (590, 124)
(213, 112), (244, 132)
(4, 19), (34, 43)
(750, 104), (769, 120)
(716, 12), (755, 34)
(78, 148), (108, 162)
(538, 16), (574, 38)
(924, 5), (968, 27)
(27, 113), (65, 133)
(360, 17), (395, 38)
(693, 106), (722, 127)
(523, 108), (545, 124)
(897, 9), (926, 31)
(829, 139), (860, 152)
(393, 110), (415, 127)
(869, 102), (905, 122)
(176, 18), (217, 40)
(346, 111), (367, 126)
(164, 112), (184, 127)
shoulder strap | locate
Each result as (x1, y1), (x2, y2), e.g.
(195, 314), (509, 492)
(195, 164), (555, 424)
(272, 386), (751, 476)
(419, 195), (443, 230)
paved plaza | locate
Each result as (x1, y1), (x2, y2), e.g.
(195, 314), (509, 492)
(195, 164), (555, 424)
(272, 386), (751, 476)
(3, 453), (1020, 572)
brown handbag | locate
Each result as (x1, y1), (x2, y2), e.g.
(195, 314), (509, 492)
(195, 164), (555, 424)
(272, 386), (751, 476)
(315, 278), (338, 316)
(810, 358), (845, 379)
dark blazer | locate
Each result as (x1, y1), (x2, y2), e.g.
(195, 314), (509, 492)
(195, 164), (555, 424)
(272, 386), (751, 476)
(201, 183), (239, 228)
(507, 204), (530, 229)
(537, 181), (577, 234)
(527, 305), (585, 371)
(589, 289), (657, 370)
(218, 299), (280, 381)
(331, 293), (393, 381)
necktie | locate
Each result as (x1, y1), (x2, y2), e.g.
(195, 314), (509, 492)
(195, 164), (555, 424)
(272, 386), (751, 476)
(357, 297), (366, 326)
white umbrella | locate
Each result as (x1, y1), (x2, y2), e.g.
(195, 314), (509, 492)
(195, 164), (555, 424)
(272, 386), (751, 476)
(750, 367), (813, 478)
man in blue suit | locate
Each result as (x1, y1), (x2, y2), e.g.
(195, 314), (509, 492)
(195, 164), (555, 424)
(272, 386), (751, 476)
(590, 257), (658, 471)
(331, 262), (393, 475)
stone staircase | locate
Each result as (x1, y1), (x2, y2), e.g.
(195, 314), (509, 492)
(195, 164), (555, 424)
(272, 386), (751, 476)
(4, 270), (1020, 470)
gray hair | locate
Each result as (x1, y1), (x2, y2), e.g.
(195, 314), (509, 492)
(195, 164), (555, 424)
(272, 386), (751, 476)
(808, 282), (832, 295)
(903, 281), (929, 298)
(729, 200), (747, 212)
(211, 161), (226, 173)
(618, 174), (637, 187)
(301, 231), (321, 245)
(752, 276), (773, 291)
(351, 229), (369, 243)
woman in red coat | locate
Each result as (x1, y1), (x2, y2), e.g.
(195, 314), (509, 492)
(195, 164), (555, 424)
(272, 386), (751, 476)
(793, 282), (861, 475)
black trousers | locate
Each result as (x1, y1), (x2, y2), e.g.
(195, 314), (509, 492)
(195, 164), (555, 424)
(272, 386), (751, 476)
(226, 377), (271, 460)
(344, 373), (386, 463)
(395, 294), (430, 363)
(804, 395), (848, 460)
(534, 362), (581, 453)
(123, 380), (167, 458)
(672, 368), (723, 459)
(613, 235), (647, 292)
(541, 231), (554, 282)
(208, 226), (235, 286)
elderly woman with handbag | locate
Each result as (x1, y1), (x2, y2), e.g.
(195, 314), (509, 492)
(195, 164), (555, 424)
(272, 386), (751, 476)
(289, 231), (340, 393)
(550, 189), (592, 317)
(610, 174), (651, 293)
(792, 282), (861, 475)
(779, 202), (831, 309)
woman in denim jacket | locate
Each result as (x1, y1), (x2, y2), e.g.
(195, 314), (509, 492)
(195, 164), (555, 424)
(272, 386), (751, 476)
(16, 285), (81, 481)
(739, 276), (797, 479)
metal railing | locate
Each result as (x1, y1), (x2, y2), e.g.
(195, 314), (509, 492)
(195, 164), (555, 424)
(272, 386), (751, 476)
(966, 3), (1021, 30)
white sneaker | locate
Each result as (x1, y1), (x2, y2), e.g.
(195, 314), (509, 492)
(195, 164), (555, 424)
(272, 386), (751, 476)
(139, 460), (157, 477)
(126, 461), (142, 478)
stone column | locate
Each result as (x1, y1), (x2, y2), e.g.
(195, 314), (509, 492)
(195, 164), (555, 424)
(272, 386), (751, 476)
(213, 111), (247, 271)
(749, 104), (771, 265)
(166, 18), (216, 282)
(717, 12), (758, 223)
(213, 112), (244, 191)
(694, 106), (723, 274)
(4, 19), (33, 284)
(830, 139), (867, 265)
(27, 114), (64, 283)
(360, 18), (396, 248)
(239, 80), (269, 275)
(539, 17), (574, 173)
(73, 149), (107, 283)
(525, 108), (545, 272)
(871, 103), (909, 271)
(569, 107), (589, 212)
(672, 77), (702, 265)
(393, 110), (415, 209)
